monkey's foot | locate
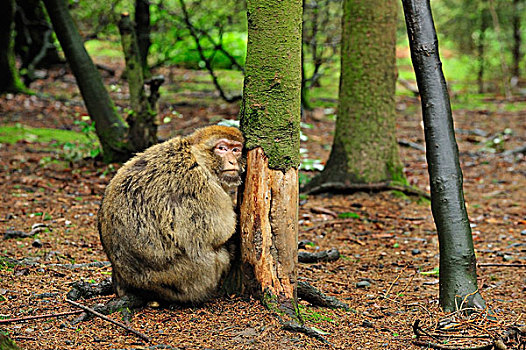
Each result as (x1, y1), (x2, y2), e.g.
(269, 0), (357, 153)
(297, 281), (349, 310)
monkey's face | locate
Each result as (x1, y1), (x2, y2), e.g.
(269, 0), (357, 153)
(213, 139), (244, 187)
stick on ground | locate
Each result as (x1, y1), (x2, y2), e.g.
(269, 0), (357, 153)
(65, 299), (151, 343)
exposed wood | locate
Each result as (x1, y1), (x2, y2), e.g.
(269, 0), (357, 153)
(240, 147), (299, 317)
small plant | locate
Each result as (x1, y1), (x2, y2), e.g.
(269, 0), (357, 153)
(61, 116), (101, 162)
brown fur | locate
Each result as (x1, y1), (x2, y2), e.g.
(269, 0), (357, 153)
(98, 125), (244, 303)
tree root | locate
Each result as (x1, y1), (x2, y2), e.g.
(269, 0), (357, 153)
(282, 320), (331, 344)
(297, 281), (349, 310)
(298, 249), (340, 263)
(302, 180), (430, 199)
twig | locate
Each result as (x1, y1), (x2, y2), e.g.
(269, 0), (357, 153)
(398, 139), (425, 152)
(303, 218), (355, 232)
(0, 310), (83, 324)
(65, 299), (151, 343)
(413, 340), (493, 350)
(478, 263), (526, 268)
(383, 265), (407, 299)
(178, 0), (241, 103)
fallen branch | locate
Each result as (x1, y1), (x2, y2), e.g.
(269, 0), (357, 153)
(298, 249), (340, 263)
(478, 263), (526, 268)
(413, 340), (493, 350)
(65, 299), (151, 343)
(398, 139), (426, 152)
(302, 180), (430, 199)
(0, 310), (83, 324)
(502, 144), (526, 156)
(50, 261), (111, 269)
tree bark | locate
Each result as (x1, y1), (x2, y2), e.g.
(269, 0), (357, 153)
(134, 0), (151, 72)
(14, 0), (62, 84)
(43, 0), (132, 163)
(401, 0), (485, 313)
(118, 13), (157, 152)
(0, 0), (26, 94)
(511, 0), (522, 79)
(238, 0), (302, 321)
(303, 0), (404, 193)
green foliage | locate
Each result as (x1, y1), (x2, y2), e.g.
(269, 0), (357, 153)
(298, 305), (336, 324)
(62, 117), (101, 162)
(149, 0), (247, 69)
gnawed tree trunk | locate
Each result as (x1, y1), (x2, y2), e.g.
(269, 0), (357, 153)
(238, 0), (302, 321)
(303, 0), (405, 194)
(0, 0), (27, 94)
(401, 0), (486, 313)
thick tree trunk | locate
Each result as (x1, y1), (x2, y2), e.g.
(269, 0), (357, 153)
(118, 13), (157, 152)
(401, 0), (485, 312)
(238, 0), (302, 320)
(303, 0), (404, 193)
(0, 0), (26, 94)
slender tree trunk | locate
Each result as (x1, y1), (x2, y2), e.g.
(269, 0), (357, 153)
(0, 0), (26, 94)
(476, 14), (488, 94)
(42, 0), (132, 163)
(303, 0), (404, 193)
(134, 0), (151, 72)
(401, 0), (486, 313)
(488, 0), (511, 98)
(511, 0), (522, 79)
(239, 0), (302, 321)
(14, 0), (62, 84)
(118, 13), (157, 151)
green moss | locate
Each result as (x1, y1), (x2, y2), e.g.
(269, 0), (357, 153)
(240, 0), (302, 171)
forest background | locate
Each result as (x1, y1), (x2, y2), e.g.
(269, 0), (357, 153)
(0, 0), (524, 349)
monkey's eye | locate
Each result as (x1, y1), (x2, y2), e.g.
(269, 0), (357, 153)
(232, 148), (241, 153)
(216, 145), (228, 152)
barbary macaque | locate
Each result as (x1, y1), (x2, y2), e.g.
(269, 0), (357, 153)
(98, 125), (245, 303)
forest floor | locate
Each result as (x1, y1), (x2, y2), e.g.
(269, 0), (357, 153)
(0, 63), (525, 350)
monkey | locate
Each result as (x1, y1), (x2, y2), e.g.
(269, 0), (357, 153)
(98, 125), (245, 304)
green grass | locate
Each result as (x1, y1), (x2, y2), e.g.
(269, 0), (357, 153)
(85, 39), (124, 59)
(0, 125), (91, 145)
